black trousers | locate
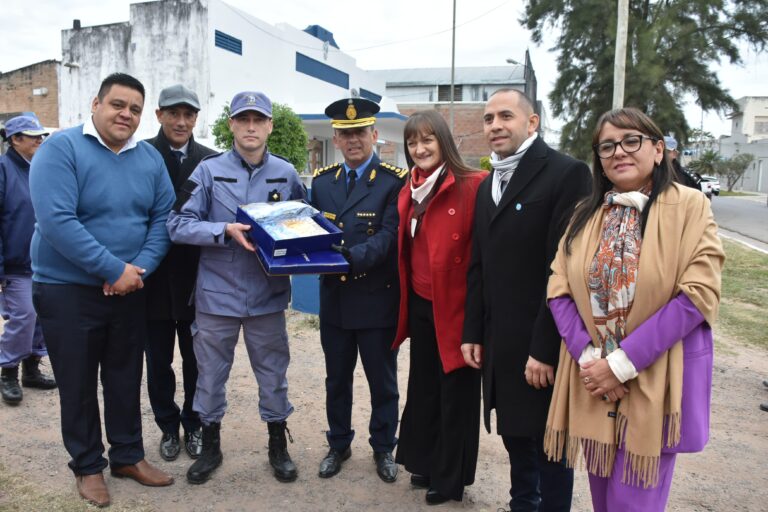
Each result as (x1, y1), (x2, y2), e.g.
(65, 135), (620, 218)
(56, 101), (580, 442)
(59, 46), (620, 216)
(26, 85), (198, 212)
(32, 283), (145, 475)
(319, 320), (399, 453)
(145, 318), (200, 435)
(395, 292), (481, 501)
(502, 435), (574, 512)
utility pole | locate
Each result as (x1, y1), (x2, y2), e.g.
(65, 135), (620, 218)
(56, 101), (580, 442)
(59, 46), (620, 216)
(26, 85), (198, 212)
(613, 0), (629, 108)
(450, 0), (457, 132)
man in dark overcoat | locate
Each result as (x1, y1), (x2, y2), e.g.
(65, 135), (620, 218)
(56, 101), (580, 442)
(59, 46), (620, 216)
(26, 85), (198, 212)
(462, 89), (591, 512)
(310, 97), (407, 483)
(144, 84), (217, 462)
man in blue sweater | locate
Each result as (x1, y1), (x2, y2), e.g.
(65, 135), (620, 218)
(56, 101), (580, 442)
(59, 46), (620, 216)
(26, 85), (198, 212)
(29, 73), (176, 507)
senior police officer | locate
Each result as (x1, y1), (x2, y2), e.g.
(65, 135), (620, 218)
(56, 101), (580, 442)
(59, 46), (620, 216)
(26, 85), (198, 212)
(144, 84), (217, 462)
(310, 97), (407, 482)
(167, 91), (306, 485)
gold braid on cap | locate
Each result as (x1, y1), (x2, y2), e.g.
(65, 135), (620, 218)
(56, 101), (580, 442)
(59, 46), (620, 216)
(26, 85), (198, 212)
(330, 117), (376, 129)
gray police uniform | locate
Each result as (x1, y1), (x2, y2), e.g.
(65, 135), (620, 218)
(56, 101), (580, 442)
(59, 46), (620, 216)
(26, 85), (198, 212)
(167, 148), (306, 425)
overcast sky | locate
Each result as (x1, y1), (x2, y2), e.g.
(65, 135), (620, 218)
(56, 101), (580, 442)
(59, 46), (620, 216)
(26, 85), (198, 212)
(2, 0), (766, 139)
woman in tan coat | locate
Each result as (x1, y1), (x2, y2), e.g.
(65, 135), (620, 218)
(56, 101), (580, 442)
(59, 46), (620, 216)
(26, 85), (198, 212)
(543, 108), (724, 511)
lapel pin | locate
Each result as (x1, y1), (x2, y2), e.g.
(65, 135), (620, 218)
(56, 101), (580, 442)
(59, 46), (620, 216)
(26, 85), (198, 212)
(515, 203), (522, 211)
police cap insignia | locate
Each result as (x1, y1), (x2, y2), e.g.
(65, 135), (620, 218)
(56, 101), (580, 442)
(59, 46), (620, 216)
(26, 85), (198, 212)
(325, 97), (380, 130)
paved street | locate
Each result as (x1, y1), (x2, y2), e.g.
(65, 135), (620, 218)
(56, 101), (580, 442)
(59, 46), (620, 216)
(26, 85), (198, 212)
(710, 194), (768, 252)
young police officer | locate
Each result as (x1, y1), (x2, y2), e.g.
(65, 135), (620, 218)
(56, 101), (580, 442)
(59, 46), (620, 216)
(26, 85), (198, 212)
(167, 91), (306, 485)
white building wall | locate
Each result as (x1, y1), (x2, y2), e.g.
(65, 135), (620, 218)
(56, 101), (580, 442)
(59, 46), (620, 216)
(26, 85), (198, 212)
(58, 0), (404, 161)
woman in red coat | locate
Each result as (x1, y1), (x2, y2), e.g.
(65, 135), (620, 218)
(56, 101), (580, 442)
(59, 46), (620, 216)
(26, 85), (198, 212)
(392, 110), (487, 505)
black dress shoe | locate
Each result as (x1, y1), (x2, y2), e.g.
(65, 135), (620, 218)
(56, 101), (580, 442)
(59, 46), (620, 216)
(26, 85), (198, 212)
(425, 488), (451, 505)
(410, 473), (430, 488)
(160, 432), (180, 461)
(373, 451), (397, 483)
(1, 367), (22, 405)
(318, 447), (351, 478)
(184, 429), (203, 459)
(761, 403), (768, 412)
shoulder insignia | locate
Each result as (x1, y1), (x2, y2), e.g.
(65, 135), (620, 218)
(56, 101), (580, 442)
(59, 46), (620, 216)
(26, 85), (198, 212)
(313, 162), (342, 178)
(200, 152), (224, 162)
(379, 162), (409, 180)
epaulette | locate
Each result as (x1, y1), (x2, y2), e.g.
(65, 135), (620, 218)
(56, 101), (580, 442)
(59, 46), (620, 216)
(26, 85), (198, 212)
(200, 152), (224, 162)
(313, 162), (342, 178)
(379, 162), (409, 180)
(269, 152), (291, 164)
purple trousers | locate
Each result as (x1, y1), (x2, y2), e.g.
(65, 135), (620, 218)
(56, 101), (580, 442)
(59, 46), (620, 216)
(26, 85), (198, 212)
(0, 274), (47, 367)
(588, 447), (677, 512)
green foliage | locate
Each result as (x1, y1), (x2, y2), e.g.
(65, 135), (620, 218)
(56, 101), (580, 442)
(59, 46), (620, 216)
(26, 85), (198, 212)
(718, 153), (755, 191)
(211, 103), (309, 172)
(688, 149), (721, 176)
(479, 156), (492, 171)
(522, 0), (768, 161)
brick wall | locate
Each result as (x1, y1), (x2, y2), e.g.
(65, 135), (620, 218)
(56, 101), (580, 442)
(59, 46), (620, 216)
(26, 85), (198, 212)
(398, 103), (488, 168)
(0, 60), (60, 128)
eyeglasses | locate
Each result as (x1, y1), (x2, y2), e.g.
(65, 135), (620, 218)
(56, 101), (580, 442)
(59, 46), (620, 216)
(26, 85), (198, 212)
(593, 134), (658, 159)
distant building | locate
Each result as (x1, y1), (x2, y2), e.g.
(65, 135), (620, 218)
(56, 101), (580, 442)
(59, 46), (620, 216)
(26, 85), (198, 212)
(58, 0), (407, 172)
(369, 51), (543, 167)
(717, 97), (768, 192)
(0, 59), (61, 154)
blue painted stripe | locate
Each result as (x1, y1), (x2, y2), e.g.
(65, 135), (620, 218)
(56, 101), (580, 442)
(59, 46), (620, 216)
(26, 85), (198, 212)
(359, 88), (382, 103)
(295, 52), (349, 89)
(215, 30), (242, 55)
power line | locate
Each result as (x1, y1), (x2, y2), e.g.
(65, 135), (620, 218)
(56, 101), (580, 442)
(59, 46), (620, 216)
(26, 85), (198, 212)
(347, 1), (509, 52)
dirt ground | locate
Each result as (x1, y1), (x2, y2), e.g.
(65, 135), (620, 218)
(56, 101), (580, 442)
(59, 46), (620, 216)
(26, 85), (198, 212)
(1, 309), (767, 511)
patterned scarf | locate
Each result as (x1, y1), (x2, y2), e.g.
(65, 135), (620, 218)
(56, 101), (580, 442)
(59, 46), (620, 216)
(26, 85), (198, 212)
(410, 164), (446, 237)
(489, 132), (537, 205)
(589, 189), (650, 356)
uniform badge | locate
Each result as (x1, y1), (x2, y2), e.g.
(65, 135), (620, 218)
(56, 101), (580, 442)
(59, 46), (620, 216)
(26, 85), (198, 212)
(356, 212), (376, 218)
(268, 189), (281, 202)
(346, 100), (357, 120)
(323, 211), (337, 221)
(368, 169), (376, 183)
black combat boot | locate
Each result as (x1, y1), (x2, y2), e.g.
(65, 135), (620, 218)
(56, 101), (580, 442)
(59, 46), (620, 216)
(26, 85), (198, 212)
(1, 366), (23, 404)
(267, 421), (297, 482)
(186, 422), (223, 484)
(21, 356), (57, 389)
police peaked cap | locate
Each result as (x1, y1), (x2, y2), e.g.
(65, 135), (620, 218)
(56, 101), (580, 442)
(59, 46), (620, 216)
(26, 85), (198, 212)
(325, 97), (380, 129)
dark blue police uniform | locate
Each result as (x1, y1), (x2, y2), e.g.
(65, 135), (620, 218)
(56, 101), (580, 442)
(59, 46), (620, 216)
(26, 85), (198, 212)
(311, 153), (407, 455)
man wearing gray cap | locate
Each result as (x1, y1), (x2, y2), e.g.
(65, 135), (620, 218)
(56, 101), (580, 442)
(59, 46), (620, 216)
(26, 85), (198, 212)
(167, 91), (306, 485)
(144, 84), (217, 463)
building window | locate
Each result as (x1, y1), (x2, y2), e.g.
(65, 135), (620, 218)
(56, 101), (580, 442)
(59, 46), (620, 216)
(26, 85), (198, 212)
(359, 88), (382, 103)
(438, 85), (462, 102)
(215, 30), (242, 55)
(755, 116), (768, 134)
(295, 52), (349, 89)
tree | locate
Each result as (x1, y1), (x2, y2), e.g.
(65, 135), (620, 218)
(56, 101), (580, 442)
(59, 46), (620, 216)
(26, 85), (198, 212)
(211, 103), (309, 172)
(522, 0), (768, 161)
(718, 153), (755, 191)
(688, 149), (721, 176)
(687, 128), (716, 158)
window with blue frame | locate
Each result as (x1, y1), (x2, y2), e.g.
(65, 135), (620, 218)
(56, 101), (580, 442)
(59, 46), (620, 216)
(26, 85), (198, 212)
(215, 30), (242, 55)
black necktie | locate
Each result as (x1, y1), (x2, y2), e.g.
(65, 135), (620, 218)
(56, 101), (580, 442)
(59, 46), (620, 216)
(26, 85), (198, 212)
(171, 150), (184, 165)
(347, 169), (357, 197)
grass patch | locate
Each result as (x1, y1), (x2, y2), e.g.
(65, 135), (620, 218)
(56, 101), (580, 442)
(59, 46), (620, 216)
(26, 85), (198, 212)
(718, 190), (757, 197)
(717, 239), (768, 349)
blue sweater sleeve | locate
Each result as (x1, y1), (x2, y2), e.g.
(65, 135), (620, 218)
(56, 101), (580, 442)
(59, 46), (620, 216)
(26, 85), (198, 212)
(130, 161), (174, 275)
(0, 160), (6, 277)
(29, 135), (125, 284)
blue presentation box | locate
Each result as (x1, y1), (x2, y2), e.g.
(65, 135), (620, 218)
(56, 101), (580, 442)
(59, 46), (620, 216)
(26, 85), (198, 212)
(236, 205), (350, 276)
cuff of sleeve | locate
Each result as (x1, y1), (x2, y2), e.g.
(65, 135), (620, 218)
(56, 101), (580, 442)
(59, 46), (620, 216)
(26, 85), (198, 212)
(214, 223), (228, 245)
(606, 349), (638, 383)
(578, 343), (601, 366)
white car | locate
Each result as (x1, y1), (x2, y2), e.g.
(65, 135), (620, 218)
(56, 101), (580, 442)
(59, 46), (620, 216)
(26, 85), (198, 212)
(700, 175), (720, 198)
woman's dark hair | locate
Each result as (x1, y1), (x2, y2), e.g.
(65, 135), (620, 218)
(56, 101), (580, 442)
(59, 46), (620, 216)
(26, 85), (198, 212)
(403, 110), (479, 180)
(564, 107), (675, 254)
